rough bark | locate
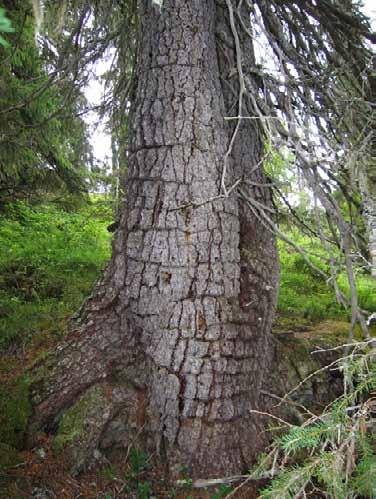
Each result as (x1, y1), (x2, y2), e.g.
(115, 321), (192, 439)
(29, 0), (279, 479)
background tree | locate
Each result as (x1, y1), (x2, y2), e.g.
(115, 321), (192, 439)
(27, 0), (374, 481)
(0, 1), (92, 206)
(0, 7), (14, 46)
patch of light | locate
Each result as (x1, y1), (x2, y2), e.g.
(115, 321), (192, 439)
(152, 0), (164, 8)
(362, 0), (376, 29)
(84, 50), (115, 165)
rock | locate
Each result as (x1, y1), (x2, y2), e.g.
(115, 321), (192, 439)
(266, 326), (346, 424)
(36, 447), (47, 460)
(52, 384), (113, 474)
(31, 487), (55, 498)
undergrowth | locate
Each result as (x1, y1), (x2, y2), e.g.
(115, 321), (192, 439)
(0, 200), (112, 351)
(1, 201), (375, 350)
(278, 233), (376, 324)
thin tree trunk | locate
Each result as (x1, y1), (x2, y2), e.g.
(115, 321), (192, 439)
(30, 0), (279, 479)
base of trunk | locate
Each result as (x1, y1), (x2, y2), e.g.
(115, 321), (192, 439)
(28, 325), (344, 480)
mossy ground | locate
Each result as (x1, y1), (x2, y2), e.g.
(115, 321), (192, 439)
(277, 236), (376, 322)
(0, 200), (112, 352)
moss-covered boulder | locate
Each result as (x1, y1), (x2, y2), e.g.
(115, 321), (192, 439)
(52, 384), (113, 474)
(268, 323), (349, 424)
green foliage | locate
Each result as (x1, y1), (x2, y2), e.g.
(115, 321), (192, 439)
(0, 8), (14, 47)
(136, 480), (152, 499)
(277, 233), (376, 323)
(0, 200), (111, 350)
(119, 448), (154, 498)
(210, 484), (233, 498)
(252, 349), (376, 498)
(129, 449), (150, 476)
(0, 2), (92, 204)
(259, 463), (316, 499)
(351, 436), (376, 497)
(277, 420), (337, 453)
(102, 466), (117, 481)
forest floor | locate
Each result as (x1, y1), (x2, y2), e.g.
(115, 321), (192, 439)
(1, 318), (370, 499)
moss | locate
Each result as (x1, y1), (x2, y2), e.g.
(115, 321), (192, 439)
(277, 337), (318, 383)
(275, 319), (350, 346)
(272, 321), (350, 421)
(0, 376), (31, 449)
(369, 324), (376, 337)
(53, 385), (108, 456)
(276, 321), (349, 381)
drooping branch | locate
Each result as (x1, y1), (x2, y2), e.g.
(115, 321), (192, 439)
(211, 1), (374, 338)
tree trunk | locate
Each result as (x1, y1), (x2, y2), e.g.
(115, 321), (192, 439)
(29, 0), (279, 479)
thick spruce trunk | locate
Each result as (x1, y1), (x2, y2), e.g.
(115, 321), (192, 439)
(30, 0), (279, 479)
